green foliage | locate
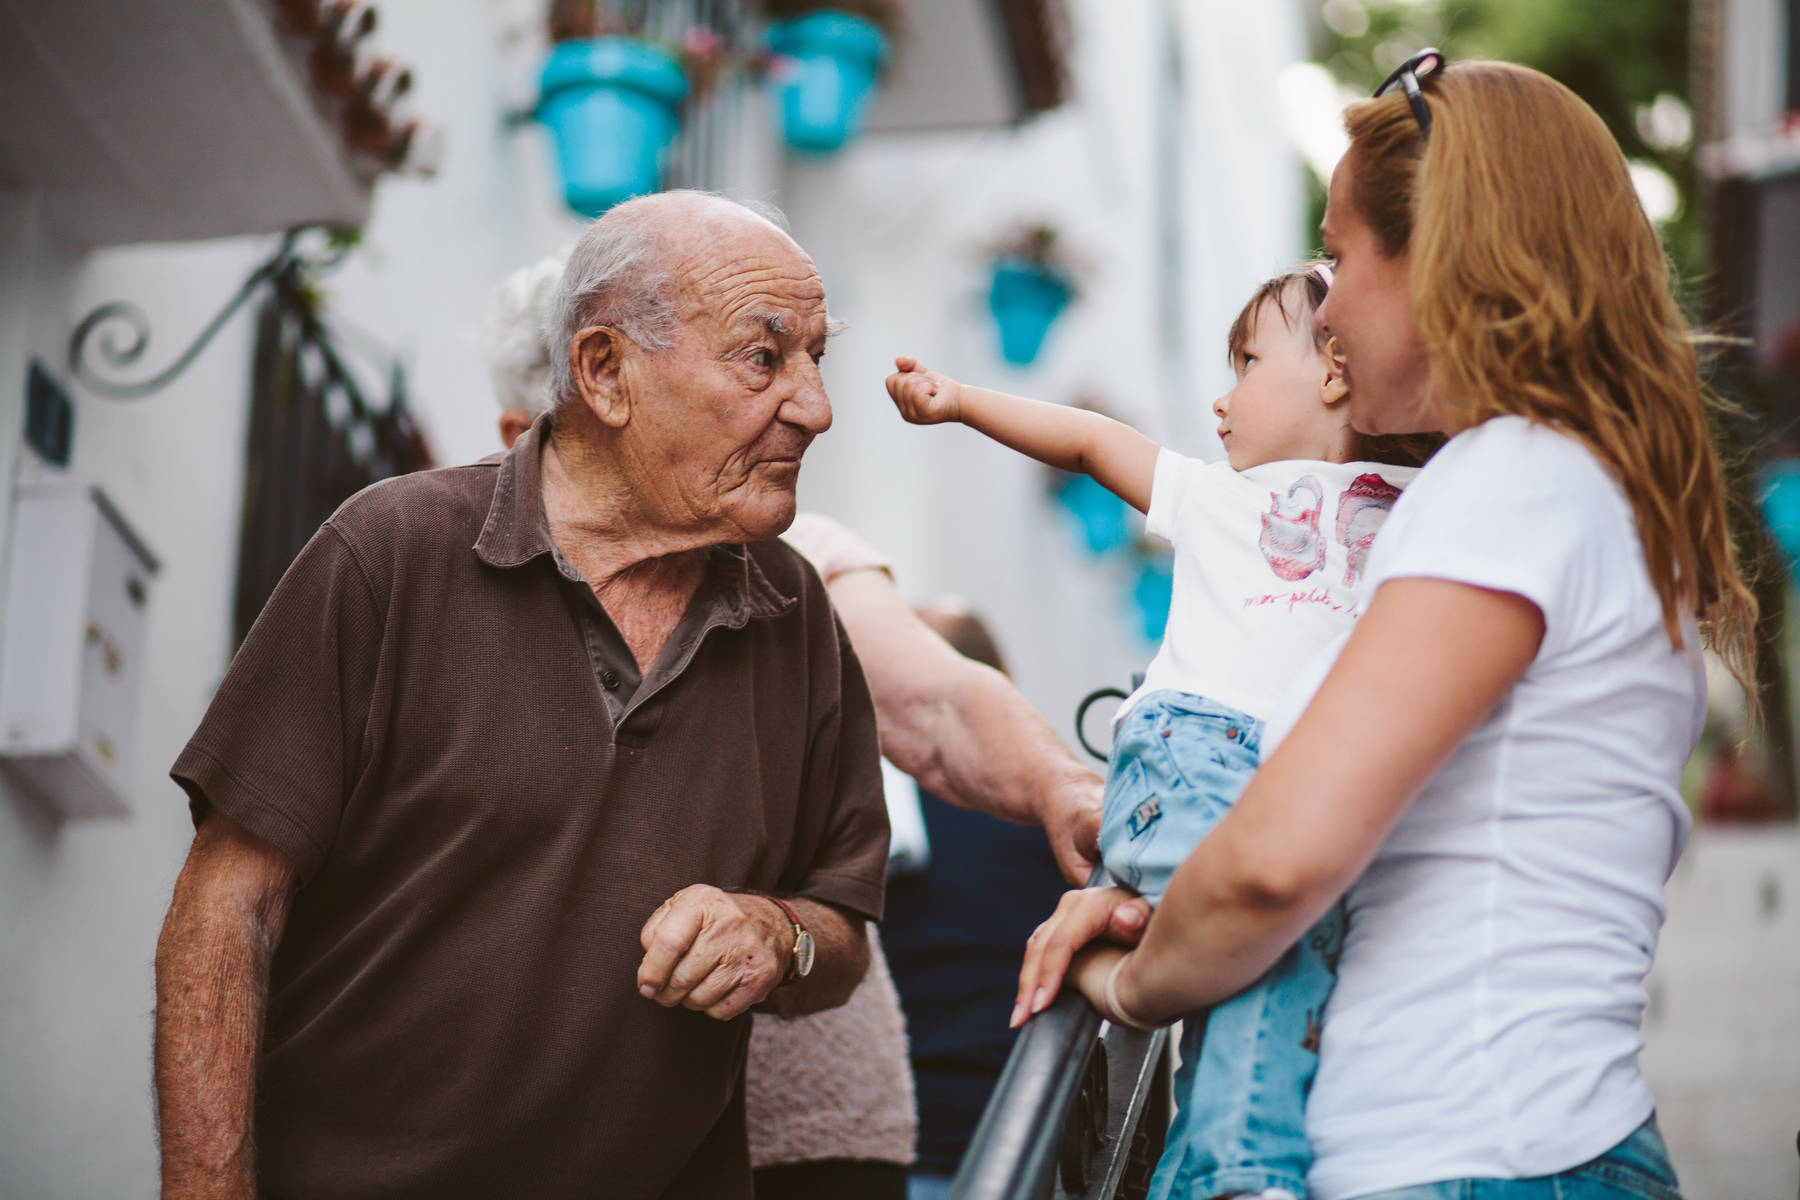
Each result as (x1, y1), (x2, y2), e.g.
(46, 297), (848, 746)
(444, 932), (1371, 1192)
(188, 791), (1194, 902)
(1314, 0), (1704, 286)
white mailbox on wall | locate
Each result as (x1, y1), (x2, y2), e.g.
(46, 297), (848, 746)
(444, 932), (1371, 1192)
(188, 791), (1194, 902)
(0, 480), (159, 818)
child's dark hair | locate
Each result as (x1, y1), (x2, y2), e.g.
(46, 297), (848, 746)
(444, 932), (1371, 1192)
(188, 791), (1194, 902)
(1227, 263), (1443, 469)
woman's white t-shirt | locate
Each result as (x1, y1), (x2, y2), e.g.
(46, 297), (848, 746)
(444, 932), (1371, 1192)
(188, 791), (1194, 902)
(1261, 416), (1707, 1199)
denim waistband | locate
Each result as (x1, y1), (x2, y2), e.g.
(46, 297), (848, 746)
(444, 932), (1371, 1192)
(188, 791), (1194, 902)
(1123, 689), (1265, 753)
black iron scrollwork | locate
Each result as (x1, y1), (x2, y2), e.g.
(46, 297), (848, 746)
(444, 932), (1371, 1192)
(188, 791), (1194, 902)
(1076, 686), (1128, 763)
(67, 229), (323, 401)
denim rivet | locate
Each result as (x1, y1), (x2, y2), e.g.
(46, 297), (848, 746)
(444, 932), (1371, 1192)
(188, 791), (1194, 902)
(1227, 726), (1238, 740)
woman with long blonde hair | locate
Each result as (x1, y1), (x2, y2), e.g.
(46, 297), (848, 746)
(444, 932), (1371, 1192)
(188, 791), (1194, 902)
(1014, 56), (1751, 1198)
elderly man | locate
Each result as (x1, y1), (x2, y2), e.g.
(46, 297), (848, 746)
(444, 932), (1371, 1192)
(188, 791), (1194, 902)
(481, 249), (1116, 1198)
(154, 192), (888, 1200)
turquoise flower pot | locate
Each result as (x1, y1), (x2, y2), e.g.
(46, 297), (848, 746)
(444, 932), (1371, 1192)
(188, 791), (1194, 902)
(1054, 473), (1132, 557)
(767, 12), (890, 155)
(538, 38), (689, 217)
(1131, 554), (1174, 642)
(989, 259), (1071, 366)
(1761, 459), (1800, 580)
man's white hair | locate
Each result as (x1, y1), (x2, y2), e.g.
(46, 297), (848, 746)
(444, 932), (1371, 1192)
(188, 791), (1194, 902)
(481, 246), (571, 417)
(541, 190), (793, 411)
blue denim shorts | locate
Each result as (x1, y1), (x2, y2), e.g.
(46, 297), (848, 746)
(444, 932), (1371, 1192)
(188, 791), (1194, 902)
(1350, 1115), (1683, 1199)
(1098, 690), (1261, 906)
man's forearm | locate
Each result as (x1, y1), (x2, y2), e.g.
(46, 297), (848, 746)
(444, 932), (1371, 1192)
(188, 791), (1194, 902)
(155, 819), (294, 1198)
(757, 897), (869, 1018)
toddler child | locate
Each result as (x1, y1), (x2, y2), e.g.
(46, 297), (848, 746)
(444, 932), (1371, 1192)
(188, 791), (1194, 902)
(885, 265), (1434, 1200)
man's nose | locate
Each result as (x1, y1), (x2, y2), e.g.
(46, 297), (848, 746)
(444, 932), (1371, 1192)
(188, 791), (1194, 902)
(783, 361), (833, 437)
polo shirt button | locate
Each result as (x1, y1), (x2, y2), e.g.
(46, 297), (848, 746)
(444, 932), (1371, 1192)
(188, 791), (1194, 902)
(601, 669), (621, 690)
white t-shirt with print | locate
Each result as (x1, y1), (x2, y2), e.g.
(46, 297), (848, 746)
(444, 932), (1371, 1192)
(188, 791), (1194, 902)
(1120, 450), (1419, 724)
(1258, 416), (1706, 1199)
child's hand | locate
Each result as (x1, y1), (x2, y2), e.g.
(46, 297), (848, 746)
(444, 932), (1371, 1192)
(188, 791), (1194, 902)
(886, 356), (963, 425)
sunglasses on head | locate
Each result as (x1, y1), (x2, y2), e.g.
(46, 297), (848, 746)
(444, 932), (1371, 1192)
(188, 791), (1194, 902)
(1373, 48), (1445, 140)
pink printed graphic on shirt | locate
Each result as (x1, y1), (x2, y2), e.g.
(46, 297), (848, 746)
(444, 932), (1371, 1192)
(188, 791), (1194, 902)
(1333, 473), (1404, 587)
(1259, 475), (1326, 581)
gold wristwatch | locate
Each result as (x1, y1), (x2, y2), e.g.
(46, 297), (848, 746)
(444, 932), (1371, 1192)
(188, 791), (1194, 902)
(765, 895), (814, 982)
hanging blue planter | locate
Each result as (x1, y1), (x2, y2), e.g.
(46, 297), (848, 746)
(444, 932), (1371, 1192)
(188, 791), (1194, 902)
(537, 38), (689, 217)
(766, 12), (890, 155)
(989, 258), (1071, 366)
(1053, 473), (1132, 557)
(1760, 459), (1800, 582)
(1130, 554), (1174, 644)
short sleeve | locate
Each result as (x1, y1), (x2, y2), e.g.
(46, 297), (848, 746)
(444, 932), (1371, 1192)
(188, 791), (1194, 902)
(780, 605), (890, 922)
(1146, 449), (1228, 544)
(170, 523), (384, 882)
(781, 513), (893, 585)
(1366, 420), (1622, 659)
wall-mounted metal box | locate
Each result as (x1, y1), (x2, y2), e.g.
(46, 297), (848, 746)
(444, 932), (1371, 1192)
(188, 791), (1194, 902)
(0, 481), (159, 818)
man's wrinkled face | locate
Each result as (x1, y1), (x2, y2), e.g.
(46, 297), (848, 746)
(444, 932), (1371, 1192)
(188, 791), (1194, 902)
(623, 220), (833, 542)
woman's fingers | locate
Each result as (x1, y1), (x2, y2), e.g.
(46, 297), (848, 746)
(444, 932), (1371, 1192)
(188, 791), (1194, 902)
(1012, 920), (1053, 1027)
(1011, 887), (1137, 1027)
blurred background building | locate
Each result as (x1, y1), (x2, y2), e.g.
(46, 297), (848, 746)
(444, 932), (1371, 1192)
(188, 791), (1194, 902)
(0, 1), (1793, 1196)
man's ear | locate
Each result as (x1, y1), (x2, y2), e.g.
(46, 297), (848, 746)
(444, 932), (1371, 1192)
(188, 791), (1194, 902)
(569, 325), (632, 429)
(1321, 336), (1350, 407)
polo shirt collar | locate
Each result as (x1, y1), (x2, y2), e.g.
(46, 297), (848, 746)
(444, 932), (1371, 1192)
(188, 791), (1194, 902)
(474, 411), (556, 569)
(473, 411), (793, 625)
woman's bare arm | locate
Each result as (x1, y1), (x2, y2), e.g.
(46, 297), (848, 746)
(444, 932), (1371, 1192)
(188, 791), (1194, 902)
(1017, 577), (1545, 1024)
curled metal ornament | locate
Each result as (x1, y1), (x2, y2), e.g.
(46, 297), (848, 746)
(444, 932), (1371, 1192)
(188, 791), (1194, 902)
(67, 231), (301, 401)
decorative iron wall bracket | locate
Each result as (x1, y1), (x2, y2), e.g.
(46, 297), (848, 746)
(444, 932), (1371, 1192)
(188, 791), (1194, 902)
(65, 228), (357, 401)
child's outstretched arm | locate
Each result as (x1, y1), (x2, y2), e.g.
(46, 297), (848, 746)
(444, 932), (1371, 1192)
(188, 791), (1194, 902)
(886, 357), (1159, 514)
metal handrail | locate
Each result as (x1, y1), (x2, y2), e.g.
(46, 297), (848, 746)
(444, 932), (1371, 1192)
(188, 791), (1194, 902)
(947, 869), (1174, 1200)
(949, 985), (1105, 1199)
(948, 984), (1172, 1200)
(953, 689), (1173, 1200)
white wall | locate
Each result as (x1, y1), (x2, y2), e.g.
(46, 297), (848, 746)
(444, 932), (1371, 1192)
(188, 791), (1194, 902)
(0, 3), (583, 1193)
(0, 202), (268, 1200)
(782, 0), (1307, 736)
(1641, 827), (1800, 1200)
(1719, 0), (1791, 139)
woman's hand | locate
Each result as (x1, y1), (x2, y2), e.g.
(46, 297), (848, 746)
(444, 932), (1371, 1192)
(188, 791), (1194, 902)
(1012, 886), (1152, 1027)
(886, 356), (963, 424)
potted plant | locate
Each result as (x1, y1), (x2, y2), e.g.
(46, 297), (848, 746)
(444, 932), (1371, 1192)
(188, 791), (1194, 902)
(761, 1), (897, 155)
(1044, 393), (1131, 556)
(1129, 544), (1174, 642)
(985, 222), (1081, 366)
(536, 2), (734, 216)
(1051, 471), (1132, 555)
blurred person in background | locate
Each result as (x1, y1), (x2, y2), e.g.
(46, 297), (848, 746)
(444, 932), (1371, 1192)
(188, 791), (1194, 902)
(879, 599), (1071, 1200)
(482, 241), (1115, 1199)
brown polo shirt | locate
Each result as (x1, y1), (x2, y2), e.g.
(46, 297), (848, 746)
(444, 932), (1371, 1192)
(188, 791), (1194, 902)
(170, 415), (888, 1200)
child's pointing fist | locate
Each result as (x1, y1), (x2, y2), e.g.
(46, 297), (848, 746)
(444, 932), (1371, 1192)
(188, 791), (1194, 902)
(886, 356), (964, 425)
